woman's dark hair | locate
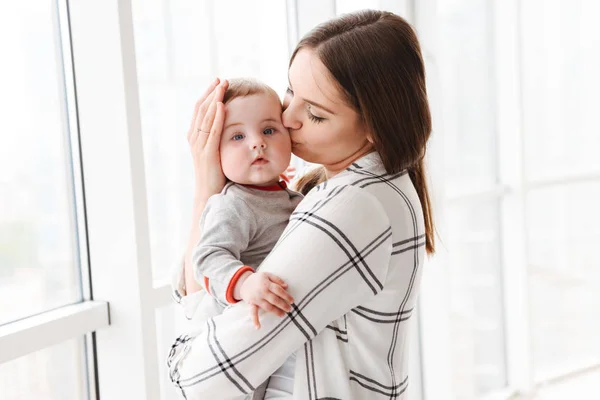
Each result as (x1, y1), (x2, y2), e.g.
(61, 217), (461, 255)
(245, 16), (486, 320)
(292, 10), (435, 254)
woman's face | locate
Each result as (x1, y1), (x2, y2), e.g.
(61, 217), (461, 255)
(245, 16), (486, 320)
(282, 49), (372, 169)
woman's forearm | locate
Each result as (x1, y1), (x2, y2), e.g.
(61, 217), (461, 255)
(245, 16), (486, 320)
(184, 192), (208, 295)
(181, 78), (228, 295)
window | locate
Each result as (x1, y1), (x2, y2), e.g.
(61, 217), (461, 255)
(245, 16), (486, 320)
(435, 0), (508, 397)
(0, 3), (97, 399)
(0, 338), (89, 400)
(521, 0), (600, 381)
(130, 0), (290, 281)
(0, 2), (84, 326)
(419, 0), (600, 398)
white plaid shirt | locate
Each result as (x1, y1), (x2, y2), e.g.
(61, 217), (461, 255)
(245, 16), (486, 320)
(168, 152), (426, 399)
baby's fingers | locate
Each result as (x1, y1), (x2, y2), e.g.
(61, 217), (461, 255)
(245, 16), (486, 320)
(250, 304), (260, 329)
(266, 293), (292, 315)
(270, 283), (294, 305)
(264, 272), (288, 288)
(258, 300), (285, 318)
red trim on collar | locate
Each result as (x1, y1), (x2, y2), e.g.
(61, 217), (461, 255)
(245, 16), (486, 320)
(242, 181), (287, 191)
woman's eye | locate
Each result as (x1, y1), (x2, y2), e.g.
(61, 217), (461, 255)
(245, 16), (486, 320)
(307, 105), (325, 124)
(263, 128), (274, 135)
(233, 134), (244, 141)
(286, 87), (294, 96)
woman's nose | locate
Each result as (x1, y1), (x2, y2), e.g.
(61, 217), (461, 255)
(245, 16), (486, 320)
(282, 104), (302, 130)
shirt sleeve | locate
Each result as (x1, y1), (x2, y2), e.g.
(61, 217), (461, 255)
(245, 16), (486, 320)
(192, 194), (257, 305)
(167, 186), (393, 399)
(170, 253), (209, 320)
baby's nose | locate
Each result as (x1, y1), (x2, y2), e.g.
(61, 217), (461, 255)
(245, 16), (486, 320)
(251, 136), (267, 149)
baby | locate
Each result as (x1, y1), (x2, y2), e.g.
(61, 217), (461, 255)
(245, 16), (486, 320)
(182, 78), (302, 328)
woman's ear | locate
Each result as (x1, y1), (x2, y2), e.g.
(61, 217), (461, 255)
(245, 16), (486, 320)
(361, 120), (374, 144)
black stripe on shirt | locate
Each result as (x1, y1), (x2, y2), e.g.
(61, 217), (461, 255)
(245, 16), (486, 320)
(392, 234), (425, 248)
(289, 212), (384, 294)
(325, 325), (347, 335)
(358, 171), (407, 189)
(206, 319), (252, 394)
(284, 185), (349, 246)
(392, 241), (426, 255)
(304, 343), (317, 400)
(349, 377), (409, 398)
(351, 309), (412, 324)
(167, 334), (191, 389)
(326, 325), (348, 342)
(310, 340), (318, 398)
(353, 306), (414, 322)
(289, 303), (318, 340)
(350, 371), (409, 397)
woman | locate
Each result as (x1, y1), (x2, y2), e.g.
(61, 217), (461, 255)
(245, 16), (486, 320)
(169, 10), (435, 400)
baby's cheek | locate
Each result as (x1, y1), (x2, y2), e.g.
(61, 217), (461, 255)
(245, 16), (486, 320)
(220, 149), (241, 182)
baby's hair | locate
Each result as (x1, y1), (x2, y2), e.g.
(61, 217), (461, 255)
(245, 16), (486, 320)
(223, 78), (280, 105)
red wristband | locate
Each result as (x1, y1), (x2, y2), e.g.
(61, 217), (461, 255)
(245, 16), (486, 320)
(225, 266), (254, 304)
(204, 276), (211, 294)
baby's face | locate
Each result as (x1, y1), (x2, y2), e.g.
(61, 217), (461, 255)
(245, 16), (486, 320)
(220, 92), (291, 186)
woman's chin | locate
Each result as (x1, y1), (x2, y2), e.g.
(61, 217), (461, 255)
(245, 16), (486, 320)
(291, 147), (312, 163)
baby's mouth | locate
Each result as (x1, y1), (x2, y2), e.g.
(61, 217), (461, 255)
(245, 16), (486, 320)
(252, 156), (268, 165)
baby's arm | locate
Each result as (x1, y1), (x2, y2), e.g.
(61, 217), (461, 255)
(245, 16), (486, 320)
(193, 195), (293, 317)
(234, 270), (294, 329)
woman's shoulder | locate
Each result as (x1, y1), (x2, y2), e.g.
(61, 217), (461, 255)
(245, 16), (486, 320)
(299, 164), (421, 232)
(306, 164), (414, 206)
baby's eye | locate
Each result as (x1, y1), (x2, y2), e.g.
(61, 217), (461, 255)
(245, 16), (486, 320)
(232, 133), (244, 141)
(263, 128), (275, 135)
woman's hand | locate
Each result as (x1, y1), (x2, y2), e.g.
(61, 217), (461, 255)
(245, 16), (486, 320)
(188, 78), (229, 201)
(184, 78), (229, 295)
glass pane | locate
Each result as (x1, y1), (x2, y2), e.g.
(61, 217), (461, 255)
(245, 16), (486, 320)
(438, 0), (498, 190)
(521, 0), (600, 181)
(0, 338), (89, 400)
(0, 2), (82, 324)
(527, 182), (600, 380)
(446, 199), (507, 399)
(131, 0), (289, 280)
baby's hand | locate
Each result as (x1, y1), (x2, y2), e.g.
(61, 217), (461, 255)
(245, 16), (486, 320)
(239, 272), (294, 329)
(280, 166), (296, 183)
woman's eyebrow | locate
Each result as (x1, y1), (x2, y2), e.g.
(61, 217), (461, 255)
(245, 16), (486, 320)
(303, 98), (335, 115)
(288, 75), (336, 115)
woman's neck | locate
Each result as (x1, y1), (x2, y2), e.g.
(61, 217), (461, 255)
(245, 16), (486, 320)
(323, 142), (375, 179)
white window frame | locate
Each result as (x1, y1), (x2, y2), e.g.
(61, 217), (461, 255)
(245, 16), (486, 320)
(0, 0), (111, 396)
